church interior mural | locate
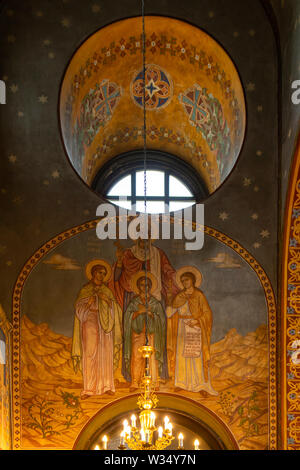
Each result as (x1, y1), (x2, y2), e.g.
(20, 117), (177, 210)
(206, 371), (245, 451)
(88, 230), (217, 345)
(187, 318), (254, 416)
(0, 0), (299, 453)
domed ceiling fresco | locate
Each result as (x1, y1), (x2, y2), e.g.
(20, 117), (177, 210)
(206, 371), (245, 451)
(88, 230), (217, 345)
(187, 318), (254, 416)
(60, 16), (246, 196)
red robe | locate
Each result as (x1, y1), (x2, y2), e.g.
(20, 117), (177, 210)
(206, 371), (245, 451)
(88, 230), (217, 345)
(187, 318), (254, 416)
(109, 245), (178, 309)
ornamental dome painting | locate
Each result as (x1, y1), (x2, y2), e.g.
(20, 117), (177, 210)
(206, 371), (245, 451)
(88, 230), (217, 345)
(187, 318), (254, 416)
(60, 16), (246, 197)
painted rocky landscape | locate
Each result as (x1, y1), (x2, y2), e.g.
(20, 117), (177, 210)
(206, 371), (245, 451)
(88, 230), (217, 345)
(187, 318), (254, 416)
(19, 315), (268, 450)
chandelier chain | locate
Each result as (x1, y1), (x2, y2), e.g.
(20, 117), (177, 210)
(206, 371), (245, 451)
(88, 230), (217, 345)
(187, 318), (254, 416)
(142, 0), (149, 346)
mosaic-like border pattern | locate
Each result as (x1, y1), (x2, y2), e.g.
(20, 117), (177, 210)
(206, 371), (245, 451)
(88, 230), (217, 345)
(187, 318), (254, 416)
(11, 220), (277, 449)
(282, 137), (300, 450)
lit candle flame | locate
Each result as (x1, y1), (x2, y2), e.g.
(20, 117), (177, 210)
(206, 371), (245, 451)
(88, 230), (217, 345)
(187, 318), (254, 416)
(102, 435), (108, 450)
(158, 426), (163, 438)
(194, 439), (200, 450)
(94, 444), (100, 450)
(164, 416), (169, 429)
(131, 414), (136, 427)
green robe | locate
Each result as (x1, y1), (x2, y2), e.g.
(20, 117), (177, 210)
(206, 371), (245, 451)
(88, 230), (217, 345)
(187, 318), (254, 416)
(123, 295), (166, 378)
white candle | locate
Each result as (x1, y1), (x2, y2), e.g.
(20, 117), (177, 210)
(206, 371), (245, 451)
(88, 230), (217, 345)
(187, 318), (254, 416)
(140, 429), (146, 442)
(123, 419), (128, 432)
(131, 414), (137, 428)
(94, 444), (100, 450)
(102, 435), (108, 450)
(145, 430), (150, 444)
(164, 416), (169, 429)
(158, 426), (163, 439)
(168, 423), (173, 435)
(126, 426), (131, 439)
(178, 433), (184, 448)
(194, 439), (200, 450)
(120, 431), (125, 446)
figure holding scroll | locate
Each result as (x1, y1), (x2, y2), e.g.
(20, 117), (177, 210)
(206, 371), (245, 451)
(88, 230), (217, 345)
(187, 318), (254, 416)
(166, 266), (218, 397)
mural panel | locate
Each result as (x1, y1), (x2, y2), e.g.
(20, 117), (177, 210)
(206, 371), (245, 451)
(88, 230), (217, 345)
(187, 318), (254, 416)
(12, 219), (276, 450)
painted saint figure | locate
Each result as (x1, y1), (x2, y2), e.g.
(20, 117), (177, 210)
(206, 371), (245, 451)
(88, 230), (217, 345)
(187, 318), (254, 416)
(72, 259), (122, 399)
(166, 266), (218, 397)
(123, 271), (166, 391)
(109, 237), (178, 381)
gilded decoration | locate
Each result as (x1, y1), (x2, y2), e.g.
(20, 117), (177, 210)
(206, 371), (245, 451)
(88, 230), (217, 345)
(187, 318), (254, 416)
(282, 136), (300, 449)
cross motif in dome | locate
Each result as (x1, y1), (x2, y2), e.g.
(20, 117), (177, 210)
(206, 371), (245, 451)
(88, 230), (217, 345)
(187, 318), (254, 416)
(145, 79), (160, 99)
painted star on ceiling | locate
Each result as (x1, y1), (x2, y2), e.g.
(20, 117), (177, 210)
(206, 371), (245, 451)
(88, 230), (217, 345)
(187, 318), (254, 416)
(246, 82), (255, 92)
(8, 155), (17, 163)
(219, 212), (229, 221)
(43, 39), (52, 46)
(10, 84), (18, 93)
(91, 4), (101, 13)
(61, 18), (71, 28)
(52, 170), (60, 179)
(38, 95), (48, 104)
(256, 150), (263, 156)
(260, 230), (270, 238)
(48, 52), (55, 59)
(251, 213), (259, 220)
(17, 111), (24, 117)
(243, 177), (251, 187)
(253, 242), (261, 249)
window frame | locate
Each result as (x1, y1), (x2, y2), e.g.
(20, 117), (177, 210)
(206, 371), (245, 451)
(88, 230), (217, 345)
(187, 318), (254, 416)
(92, 150), (209, 211)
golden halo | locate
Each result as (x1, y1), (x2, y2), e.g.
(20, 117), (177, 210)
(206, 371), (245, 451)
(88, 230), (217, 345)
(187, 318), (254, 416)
(131, 270), (158, 295)
(85, 259), (112, 282)
(175, 266), (202, 289)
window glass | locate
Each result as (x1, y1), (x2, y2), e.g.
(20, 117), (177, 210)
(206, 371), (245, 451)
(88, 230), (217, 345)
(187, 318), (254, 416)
(169, 201), (195, 212)
(108, 199), (132, 210)
(0, 339), (5, 365)
(136, 170), (165, 196)
(136, 200), (166, 214)
(106, 168), (195, 214)
(169, 175), (193, 197)
(107, 174), (131, 196)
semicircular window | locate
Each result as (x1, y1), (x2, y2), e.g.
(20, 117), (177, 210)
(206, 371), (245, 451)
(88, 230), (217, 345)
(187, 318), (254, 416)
(92, 150), (209, 213)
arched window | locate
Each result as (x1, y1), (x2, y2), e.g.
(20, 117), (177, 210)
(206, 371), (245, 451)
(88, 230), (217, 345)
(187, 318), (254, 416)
(92, 150), (208, 213)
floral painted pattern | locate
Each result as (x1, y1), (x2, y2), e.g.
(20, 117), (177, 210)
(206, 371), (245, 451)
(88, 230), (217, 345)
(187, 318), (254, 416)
(74, 79), (122, 162)
(179, 85), (231, 177)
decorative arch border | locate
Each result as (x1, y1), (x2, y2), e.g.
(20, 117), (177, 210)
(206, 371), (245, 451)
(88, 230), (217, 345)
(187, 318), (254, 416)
(11, 219), (277, 450)
(72, 393), (239, 450)
(281, 134), (300, 450)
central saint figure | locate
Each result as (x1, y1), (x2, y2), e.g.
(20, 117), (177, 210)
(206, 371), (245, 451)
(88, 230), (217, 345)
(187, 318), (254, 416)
(123, 271), (166, 392)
